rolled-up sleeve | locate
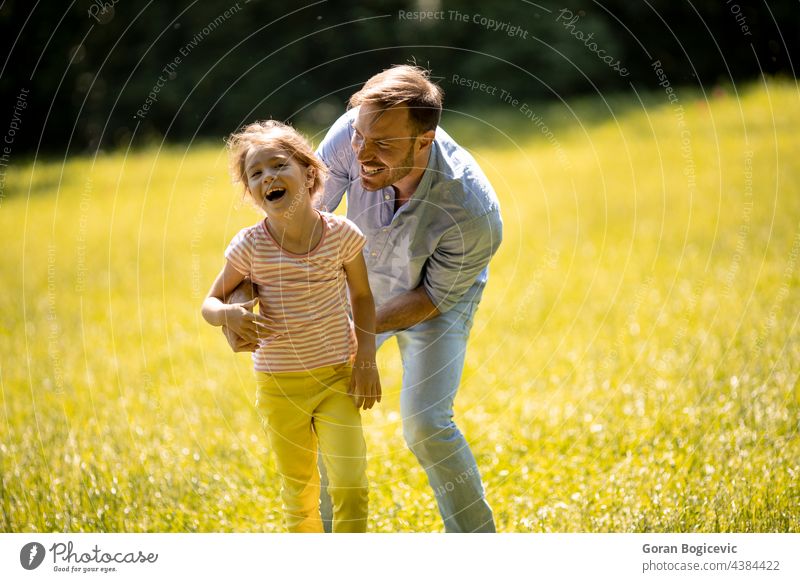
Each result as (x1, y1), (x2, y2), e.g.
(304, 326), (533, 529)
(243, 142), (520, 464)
(315, 111), (355, 213)
(423, 209), (502, 313)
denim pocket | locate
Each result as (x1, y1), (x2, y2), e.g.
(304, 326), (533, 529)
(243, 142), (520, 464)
(450, 300), (479, 338)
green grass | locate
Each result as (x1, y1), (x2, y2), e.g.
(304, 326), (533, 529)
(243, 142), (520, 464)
(1, 79), (798, 532)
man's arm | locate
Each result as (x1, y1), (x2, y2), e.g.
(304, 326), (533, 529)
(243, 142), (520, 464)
(376, 210), (502, 333)
(375, 287), (440, 334)
(422, 210), (503, 314)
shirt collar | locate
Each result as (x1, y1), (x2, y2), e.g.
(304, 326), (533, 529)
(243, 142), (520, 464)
(406, 140), (438, 200)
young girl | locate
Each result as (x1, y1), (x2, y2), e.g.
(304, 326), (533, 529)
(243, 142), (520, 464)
(201, 120), (381, 533)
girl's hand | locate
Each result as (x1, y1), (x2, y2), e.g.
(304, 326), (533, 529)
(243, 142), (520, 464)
(349, 358), (382, 410)
(222, 278), (258, 352)
(223, 298), (277, 346)
(343, 252), (380, 410)
(223, 321), (259, 352)
(203, 264), (284, 350)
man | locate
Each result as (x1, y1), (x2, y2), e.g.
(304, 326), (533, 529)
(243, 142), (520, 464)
(315, 65), (502, 533)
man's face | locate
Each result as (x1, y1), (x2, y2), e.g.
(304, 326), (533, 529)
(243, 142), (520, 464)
(351, 103), (419, 191)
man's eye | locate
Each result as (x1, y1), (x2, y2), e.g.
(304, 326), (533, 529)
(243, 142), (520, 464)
(250, 171), (261, 178)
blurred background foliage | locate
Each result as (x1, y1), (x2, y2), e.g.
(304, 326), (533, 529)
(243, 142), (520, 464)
(0, 0), (797, 154)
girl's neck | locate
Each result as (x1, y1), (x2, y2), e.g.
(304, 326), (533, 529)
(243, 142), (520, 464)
(265, 206), (322, 251)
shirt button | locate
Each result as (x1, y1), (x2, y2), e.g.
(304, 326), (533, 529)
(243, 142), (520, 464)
(371, 252), (377, 257)
(382, 227), (389, 232)
(384, 194), (391, 200)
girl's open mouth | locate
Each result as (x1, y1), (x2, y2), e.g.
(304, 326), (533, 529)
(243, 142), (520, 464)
(265, 187), (286, 202)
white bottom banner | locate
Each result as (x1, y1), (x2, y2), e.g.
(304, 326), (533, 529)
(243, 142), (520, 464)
(2, 533), (798, 581)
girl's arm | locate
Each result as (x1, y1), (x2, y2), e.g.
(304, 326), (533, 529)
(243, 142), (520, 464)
(343, 252), (382, 410)
(201, 261), (273, 346)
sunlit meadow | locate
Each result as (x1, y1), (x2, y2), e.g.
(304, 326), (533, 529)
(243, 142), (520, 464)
(1, 79), (798, 532)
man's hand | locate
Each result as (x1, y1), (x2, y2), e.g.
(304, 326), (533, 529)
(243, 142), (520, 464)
(349, 357), (382, 410)
(376, 286), (440, 334)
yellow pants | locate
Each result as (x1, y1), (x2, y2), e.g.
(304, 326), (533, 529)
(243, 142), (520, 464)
(255, 362), (368, 533)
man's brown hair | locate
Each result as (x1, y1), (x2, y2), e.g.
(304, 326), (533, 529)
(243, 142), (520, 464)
(348, 65), (444, 135)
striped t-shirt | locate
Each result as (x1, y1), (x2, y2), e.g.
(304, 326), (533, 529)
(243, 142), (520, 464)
(224, 211), (366, 373)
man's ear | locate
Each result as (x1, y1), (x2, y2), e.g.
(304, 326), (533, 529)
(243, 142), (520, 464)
(416, 130), (435, 151)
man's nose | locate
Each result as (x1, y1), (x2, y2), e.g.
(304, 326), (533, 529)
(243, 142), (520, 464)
(352, 135), (372, 161)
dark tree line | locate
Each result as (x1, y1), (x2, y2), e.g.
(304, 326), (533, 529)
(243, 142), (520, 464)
(0, 0), (796, 155)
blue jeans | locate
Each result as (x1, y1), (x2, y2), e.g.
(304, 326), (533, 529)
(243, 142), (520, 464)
(319, 300), (495, 532)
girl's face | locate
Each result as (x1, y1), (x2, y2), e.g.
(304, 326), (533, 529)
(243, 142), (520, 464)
(244, 145), (313, 215)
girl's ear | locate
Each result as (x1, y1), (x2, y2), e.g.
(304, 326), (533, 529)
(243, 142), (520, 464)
(305, 167), (316, 188)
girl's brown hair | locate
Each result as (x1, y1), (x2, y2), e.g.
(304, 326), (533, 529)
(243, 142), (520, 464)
(227, 120), (327, 201)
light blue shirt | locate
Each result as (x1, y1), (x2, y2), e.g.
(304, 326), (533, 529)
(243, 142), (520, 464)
(316, 109), (502, 313)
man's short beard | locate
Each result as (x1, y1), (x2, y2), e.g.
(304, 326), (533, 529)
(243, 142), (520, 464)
(362, 141), (416, 191)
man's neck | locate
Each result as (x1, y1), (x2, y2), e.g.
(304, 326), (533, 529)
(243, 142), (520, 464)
(393, 147), (432, 208)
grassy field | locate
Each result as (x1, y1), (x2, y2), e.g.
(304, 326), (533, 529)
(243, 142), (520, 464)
(1, 79), (798, 533)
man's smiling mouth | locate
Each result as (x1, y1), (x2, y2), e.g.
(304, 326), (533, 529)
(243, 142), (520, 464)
(361, 165), (385, 176)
